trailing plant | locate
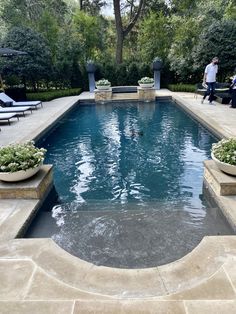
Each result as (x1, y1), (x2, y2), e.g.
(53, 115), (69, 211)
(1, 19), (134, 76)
(0, 141), (46, 172)
(138, 77), (154, 84)
(212, 138), (236, 165)
(96, 78), (111, 86)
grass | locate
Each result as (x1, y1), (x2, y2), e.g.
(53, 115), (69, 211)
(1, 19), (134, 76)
(167, 84), (195, 93)
(26, 88), (82, 102)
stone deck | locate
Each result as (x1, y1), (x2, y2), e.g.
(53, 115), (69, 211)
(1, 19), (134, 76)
(1, 90), (236, 313)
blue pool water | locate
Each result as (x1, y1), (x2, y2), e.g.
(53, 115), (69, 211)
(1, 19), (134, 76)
(26, 101), (233, 268)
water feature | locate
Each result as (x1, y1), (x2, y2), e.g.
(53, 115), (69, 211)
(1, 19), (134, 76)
(26, 100), (233, 268)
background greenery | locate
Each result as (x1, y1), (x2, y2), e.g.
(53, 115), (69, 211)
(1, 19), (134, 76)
(0, 0), (235, 97)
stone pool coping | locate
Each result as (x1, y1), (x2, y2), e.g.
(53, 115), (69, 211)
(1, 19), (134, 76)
(1, 90), (236, 313)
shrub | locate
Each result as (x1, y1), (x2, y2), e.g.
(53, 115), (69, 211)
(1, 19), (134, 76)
(26, 88), (81, 102)
(138, 77), (154, 84)
(167, 84), (195, 92)
(95, 79), (111, 86)
(0, 141), (46, 173)
(212, 138), (236, 165)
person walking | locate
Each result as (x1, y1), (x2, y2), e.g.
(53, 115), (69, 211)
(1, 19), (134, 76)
(201, 57), (219, 104)
(230, 73), (236, 108)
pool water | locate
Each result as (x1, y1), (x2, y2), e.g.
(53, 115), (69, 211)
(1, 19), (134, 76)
(26, 101), (233, 268)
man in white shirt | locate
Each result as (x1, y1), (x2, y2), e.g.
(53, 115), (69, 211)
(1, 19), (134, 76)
(201, 57), (219, 104)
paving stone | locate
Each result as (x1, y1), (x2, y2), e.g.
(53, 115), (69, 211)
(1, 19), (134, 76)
(73, 300), (186, 314)
(0, 301), (74, 314)
(25, 268), (109, 300)
(185, 300), (236, 314)
(162, 268), (235, 300)
(0, 260), (34, 300)
(83, 266), (166, 297)
(204, 161), (236, 196)
(158, 236), (236, 294)
(0, 165), (53, 199)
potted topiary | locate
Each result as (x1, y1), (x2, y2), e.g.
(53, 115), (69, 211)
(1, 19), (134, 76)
(138, 77), (154, 88)
(96, 78), (111, 90)
(0, 141), (46, 182)
(211, 138), (236, 176)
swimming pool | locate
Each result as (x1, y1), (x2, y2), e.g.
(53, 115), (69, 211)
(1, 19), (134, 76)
(26, 100), (233, 268)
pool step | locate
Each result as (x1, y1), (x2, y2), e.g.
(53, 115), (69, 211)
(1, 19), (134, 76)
(112, 93), (138, 101)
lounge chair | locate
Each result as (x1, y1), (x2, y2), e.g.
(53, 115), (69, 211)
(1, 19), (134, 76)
(0, 106), (32, 117)
(194, 82), (230, 99)
(0, 92), (42, 109)
(0, 113), (19, 125)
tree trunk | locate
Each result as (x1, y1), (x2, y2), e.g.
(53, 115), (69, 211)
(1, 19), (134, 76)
(116, 31), (124, 64)
(113, 0), (145, 64)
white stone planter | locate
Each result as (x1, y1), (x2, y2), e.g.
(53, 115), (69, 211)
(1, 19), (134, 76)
(211, 153), (236, 176)
(0, 165), (42, 182)
(96, 85), (111, 90)
(139, 83), (154, 89)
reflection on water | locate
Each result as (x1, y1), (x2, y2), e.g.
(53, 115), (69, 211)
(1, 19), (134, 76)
(27, 101), (233, 268)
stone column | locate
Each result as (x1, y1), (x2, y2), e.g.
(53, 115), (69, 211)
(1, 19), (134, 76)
(86, 61), (96, 93)
(152, 58), (163, 90)
(95, 88), (112, 103)
(137, 87), (156, 102)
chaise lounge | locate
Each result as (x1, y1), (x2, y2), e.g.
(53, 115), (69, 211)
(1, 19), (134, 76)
(0, 106), (33, 117)
(0, 113), (19, 125)
(0, 92), (42, 109)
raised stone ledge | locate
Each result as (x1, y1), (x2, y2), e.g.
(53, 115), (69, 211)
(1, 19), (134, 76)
(137, 87), (156, 102)
(204, 160), (236, 196)
(95, 88), (112, 102)
(0, 165), (53, 199)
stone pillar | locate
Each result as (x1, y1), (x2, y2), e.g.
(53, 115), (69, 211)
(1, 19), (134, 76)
(152, 58), (163, 90)
(137, 87), (156, 102)
(154, 70), (161, 90)
(86, 61), (96, 93)
(95, 88), (112, 103)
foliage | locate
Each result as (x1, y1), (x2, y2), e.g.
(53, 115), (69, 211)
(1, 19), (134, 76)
(0, 142), (46, 173)
(127, 63), (140, 85)
(95, 79), (111, 86)
(212, 138), (236, 165)
(1, 26), (52, 90)
(26, 88), (82, 102)
(138, 77), (154, 84)
(138, 12), (173, 63)
(72, 10), (106, 61)
(167, 84), (195, 92)
(193, 19), (236, 80)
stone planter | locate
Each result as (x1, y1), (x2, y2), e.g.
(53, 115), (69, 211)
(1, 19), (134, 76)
(211, 153), (236, 176)
(0, 164), (42, 182)
(152, 58), (163, 71)
(86, 62), (96, 73)
(138, 83), (154, 89)
(96, 85), (111, 90)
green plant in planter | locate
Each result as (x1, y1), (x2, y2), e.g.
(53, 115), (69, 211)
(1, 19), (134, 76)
(96, 78), (111, 86)
(138, 77), (154, 84)
(0, 141), (46, 173)
(211, 138), (236, 165)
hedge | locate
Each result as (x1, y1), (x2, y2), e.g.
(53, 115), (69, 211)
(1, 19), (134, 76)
(167, 84), (195, 92)
(26, 88), (82, 102)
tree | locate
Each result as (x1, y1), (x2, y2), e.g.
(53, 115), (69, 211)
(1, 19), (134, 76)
(1, 0), (68, 29)
(1, 27), (52, 90)
(113, 0), (145, 64)
(168, 16), (200, 81)
(72, 10), (107, 61)
(82, 0), (107, 15)
(193, 19), (236, 80)
(137, 12), (172, 63)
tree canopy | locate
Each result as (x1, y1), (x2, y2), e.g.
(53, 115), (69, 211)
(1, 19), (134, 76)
(0, 0), (235, 89)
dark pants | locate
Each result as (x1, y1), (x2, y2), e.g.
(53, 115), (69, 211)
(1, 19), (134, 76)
(232, 89), (236, 108)
(203, 82), (216, 102)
